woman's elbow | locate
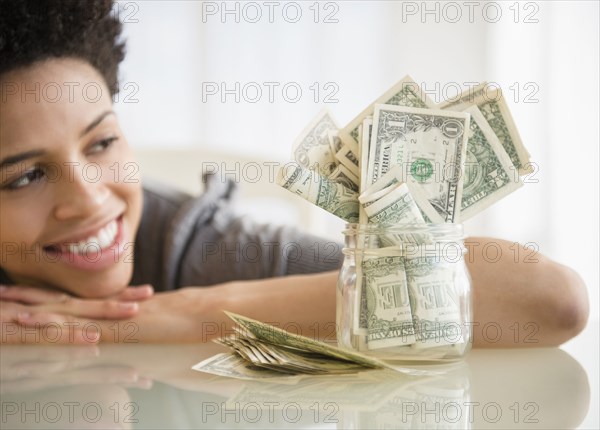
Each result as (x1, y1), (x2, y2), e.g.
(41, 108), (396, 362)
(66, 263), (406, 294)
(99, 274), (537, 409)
(546, 263), (589, 344)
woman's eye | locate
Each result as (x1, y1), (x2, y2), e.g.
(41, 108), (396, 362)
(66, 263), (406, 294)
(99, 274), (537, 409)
(88, 136), (118, 154)
(5, 168), (45, 190)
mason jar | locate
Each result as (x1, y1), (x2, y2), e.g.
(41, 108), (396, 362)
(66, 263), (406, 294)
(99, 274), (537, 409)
(336, 223), (472, 361)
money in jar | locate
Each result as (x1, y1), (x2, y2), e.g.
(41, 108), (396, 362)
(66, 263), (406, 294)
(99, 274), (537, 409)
(336, 223), (473, 361)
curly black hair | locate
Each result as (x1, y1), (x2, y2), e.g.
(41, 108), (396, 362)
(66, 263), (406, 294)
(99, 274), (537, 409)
(0, 0), (126, 96)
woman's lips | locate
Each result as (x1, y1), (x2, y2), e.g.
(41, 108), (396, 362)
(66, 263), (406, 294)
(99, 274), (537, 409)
(43, 215), (130, 271)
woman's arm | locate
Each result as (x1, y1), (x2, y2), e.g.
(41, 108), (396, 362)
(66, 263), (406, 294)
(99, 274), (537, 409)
(4, 237), (589, 346)
(466, 237), (589, 347)
(97, 236), (589, 346)
(172, 236), (590, 347)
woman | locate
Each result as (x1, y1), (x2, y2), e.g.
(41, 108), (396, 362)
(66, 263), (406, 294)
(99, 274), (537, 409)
(0, 0), (589, 346)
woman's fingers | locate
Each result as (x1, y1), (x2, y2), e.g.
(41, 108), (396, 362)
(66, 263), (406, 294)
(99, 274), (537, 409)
(115, 284), (154, 301)
(2, 306), (98, 345)
(18, 298), (138, 322)
(18, 293), (141, 319)
(0, 284), (70, 305)
(0, 284), (154, 320)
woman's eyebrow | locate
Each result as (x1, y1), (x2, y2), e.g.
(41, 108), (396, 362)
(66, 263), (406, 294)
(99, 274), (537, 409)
(0, 111), (116, 171)
(0, 149), (46, 171)
(79, 110), (115, 138)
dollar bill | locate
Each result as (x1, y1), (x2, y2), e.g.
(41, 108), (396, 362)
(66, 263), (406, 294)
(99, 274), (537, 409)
(405, 180), (445, 224)
(404, 254), (465, 349)
(328, 130), (345, 156)
(218, 334), (368, 374)
(460, 105), (523, 220)
(277, 162), (359, 223)
(292, 109), (340, 177)
(192, 353), (302, 381)
(360, 165), (442, 224)
(335, 144), (360, 177)
(353, 166), (439, 335)
(359, 165), (404, 207)
(330, 164), (360, 192)
(360, 117), (373, 195)
(354, 165), (409, 334)
(224, 311), (390, 370)
(439, 83), (532, 175)
(368, 104), (470, 222)
(340, 76), (436, 147)
(362, 255), (416, 350)
(357, 182), (425, 350)
(362, 183), (426, 244)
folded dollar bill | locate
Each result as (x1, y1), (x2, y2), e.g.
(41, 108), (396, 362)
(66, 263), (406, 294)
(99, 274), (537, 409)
(192, 311), (393, 380)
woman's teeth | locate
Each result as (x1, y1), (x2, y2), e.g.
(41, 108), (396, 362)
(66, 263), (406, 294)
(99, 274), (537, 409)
(64, 219), (118, 254)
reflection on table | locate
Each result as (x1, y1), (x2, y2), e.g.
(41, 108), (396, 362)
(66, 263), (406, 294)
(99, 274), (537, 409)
(0, 342), (589, 429)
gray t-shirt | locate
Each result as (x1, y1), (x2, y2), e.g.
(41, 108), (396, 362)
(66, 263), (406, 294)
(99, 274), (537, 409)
(0, 174), (343, 290)
(127, 173), (344, 291)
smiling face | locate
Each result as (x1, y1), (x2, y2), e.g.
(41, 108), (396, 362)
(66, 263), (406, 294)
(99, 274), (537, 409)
(0, 58), (143, 298)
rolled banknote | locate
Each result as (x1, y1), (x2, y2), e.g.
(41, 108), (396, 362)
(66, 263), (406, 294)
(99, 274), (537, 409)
(404, 250), (465, 349)
(292, 109), (340, 178)
(277, 162), (359, 223)
(362, 254), (416, 350)
(361, 165), (443, 224)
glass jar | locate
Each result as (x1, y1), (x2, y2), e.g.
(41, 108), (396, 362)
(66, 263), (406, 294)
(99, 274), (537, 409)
(336, 223), (472, 361)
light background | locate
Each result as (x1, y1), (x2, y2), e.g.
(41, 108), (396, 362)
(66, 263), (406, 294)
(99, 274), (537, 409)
(113, 1), (598, 427)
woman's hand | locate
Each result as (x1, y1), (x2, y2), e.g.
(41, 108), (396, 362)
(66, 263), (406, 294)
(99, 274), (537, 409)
(5, 271), (339, 344)
(2, 286), (227, 344)
(99, 287), (231, 343)
(0, 284), (154, 344)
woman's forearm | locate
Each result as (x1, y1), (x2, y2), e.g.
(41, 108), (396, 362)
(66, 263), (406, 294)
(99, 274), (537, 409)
(215, 271), (338, 340)
(33, 236), (586, 347)
(91, 271), (339, 343)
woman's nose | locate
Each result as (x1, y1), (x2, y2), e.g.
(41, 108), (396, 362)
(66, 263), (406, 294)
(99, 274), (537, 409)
(52, 164), (110, 220)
